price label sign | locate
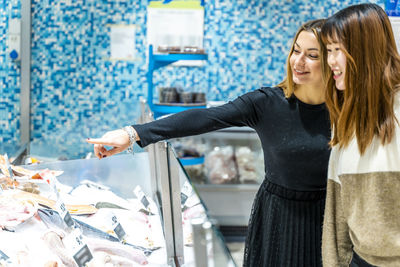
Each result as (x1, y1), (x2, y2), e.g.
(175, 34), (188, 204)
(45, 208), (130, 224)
(181, 181), (193, 207)
(106, 211), (126, 241)
(0, 249), (9, 262)
(3, 154), (14, 179)
(55, 198), (74, 228)
(64, 228), (93, 267)
(73, 245), (92, 267)
(45, 173), (74, 228)
(134, 186), (150, 210)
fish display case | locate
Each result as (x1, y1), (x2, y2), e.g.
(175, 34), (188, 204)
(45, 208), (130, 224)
(0, 140), (236, 267)
(0, 142), (28, 165)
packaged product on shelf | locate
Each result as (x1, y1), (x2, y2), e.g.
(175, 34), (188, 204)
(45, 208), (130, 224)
(236, 146), (258, 184)
(172, 138), (207, 183)
(182, 46), (205, 54)
(171, 137), (206, 159)
(193, 92), (206, 104)
(158, 87), (179, 104)
(204, 146), (238, 184)
(183, 164), (205, 184)
(255, 149), (265, 184)
(179, 91), (193, 104)
(158, 86), (207, 106)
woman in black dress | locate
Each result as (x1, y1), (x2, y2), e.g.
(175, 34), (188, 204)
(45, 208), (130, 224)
(87, 19), (330, 267)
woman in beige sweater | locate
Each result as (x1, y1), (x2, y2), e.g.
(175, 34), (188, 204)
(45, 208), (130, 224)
(321, 3), (400, 267)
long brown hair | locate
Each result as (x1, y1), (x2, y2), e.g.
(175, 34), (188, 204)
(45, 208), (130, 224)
(278, 19), (328, 97)
(322, 3), (400, 154)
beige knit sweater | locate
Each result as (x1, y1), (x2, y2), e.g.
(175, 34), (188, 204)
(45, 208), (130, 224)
(322, 97), (400, 267)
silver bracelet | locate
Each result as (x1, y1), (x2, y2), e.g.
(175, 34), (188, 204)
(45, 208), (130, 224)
(122, 126), (136, 154)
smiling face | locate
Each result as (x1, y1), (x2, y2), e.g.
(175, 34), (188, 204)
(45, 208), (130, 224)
(326, 43), (347, 90)
(289, 31), (323, 88)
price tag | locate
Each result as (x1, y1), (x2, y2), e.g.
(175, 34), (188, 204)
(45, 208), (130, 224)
(63, 228), (93, 267)
(45, 173), (74, 228)
(55, 197), (74, 228)
(106, 211), (126, 241)
(134, 186), (150, 210)
(181, 181), (193, 207)
(0, 249), (9, 261)
(114, 223), (126, 241)
(4, 154), (14, 179)
(134, 186), (158, 215)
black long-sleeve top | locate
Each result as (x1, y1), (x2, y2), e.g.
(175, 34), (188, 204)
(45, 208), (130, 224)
(133, 87), (331, 191)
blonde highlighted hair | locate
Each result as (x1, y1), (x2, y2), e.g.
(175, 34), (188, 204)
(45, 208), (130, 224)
(278, 19), (328, 97)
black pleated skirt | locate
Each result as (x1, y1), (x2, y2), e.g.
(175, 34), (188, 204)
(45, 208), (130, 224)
(243, 179), (326, 267)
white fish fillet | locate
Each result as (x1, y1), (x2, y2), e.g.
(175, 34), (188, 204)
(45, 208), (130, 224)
(42, 231), (78, 267)
(85, 237), (148, 265)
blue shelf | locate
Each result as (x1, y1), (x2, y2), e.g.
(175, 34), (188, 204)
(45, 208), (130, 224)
(152, 104), (206, 116)
(179, 156), (205, 166)
(152, 53), (207, 68)
(147, 45), (208, 118)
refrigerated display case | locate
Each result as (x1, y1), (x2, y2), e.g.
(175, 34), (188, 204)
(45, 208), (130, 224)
(0, 142), (28, 165)
(0, 141), (236, 267)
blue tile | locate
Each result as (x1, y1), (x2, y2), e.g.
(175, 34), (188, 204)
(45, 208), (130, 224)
(0, 0), (384, 157)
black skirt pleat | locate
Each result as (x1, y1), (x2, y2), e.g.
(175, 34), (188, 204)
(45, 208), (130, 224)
(243, 179), (326, 267)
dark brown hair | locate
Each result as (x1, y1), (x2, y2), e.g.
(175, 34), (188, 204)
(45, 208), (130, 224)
(322, 3), (400, 154)
(278, 19), (328, 97)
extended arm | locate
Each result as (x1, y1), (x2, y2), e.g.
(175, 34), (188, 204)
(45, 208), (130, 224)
(87, 90), (263, 158)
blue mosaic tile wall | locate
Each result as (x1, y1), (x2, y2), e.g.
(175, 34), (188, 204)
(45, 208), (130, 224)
(1, 0), (385, 159)
(0, 0), (21, 146)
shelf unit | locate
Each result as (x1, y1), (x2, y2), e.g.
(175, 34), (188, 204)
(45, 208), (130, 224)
(182, 127), (262, 226)
(194, 183), (259, 226)
(147, 45), (208, 118)
(179, 156), (205, 166)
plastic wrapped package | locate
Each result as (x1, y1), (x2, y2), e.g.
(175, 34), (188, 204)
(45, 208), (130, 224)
(171, 138), (206, 158)
(235, 146), (258, 184)
(204, 146), (238, 184)
(171, 138), (207, 183)
(255, 149), (265, 184)
(183, 164), (206, 184)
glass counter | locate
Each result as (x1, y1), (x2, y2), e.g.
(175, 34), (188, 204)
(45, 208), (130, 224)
(0, 141), (236, 266)
(24, 153), (153, 199)
(19, 152), (167, 266)
(0, 142), (28, 165)
(167, 143), (237, 267)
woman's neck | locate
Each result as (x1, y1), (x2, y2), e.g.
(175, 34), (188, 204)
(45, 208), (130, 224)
(294, 84), (325, 105)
